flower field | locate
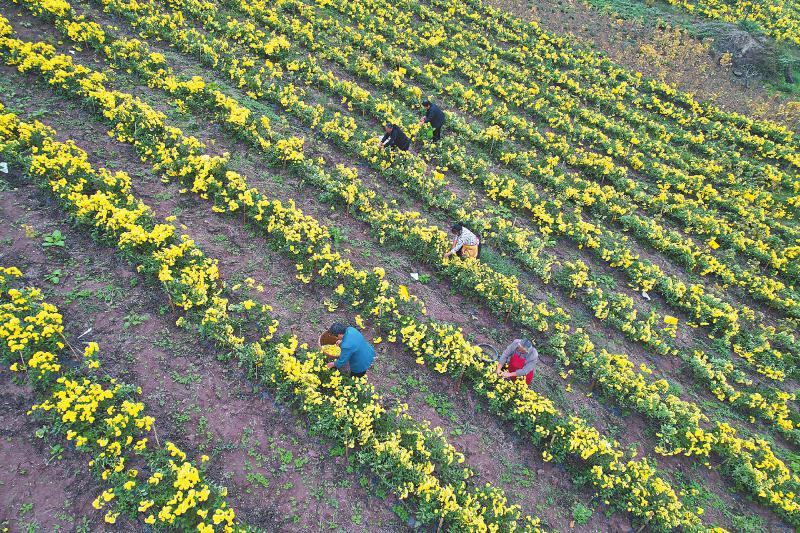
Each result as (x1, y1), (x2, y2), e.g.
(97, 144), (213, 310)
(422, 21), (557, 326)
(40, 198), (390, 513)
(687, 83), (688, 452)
(0, 0), (797, 530)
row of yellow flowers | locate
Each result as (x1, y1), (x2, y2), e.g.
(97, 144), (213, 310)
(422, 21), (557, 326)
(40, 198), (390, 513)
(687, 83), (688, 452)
(168, 0), (799, 382)
(59, 0), (800, 449)
(0, 17), (715, 530)
(0, 269), (238, 532)
(0, 101), (543, 531)
(665, 0), (800, 46)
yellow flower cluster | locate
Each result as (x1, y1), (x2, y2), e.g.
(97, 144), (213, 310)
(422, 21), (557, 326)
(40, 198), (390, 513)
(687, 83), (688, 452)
(0, 268), (240, 532)
(664, 0), (800, 45)
(271, 337), (540, 530)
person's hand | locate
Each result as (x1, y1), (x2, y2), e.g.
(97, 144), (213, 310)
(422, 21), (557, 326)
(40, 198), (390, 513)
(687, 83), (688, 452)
(335, 339), (342, 346)
(501, 371), (514, 379)
(495, 363), (503, 375)
(419, 117), (425, 125)
(326, 361), (336, 369)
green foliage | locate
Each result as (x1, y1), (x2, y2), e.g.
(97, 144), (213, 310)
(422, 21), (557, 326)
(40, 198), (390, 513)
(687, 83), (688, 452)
(479, 249), (522, 279)
(122, 311), (149, 329)
(41, 230), (65, 248)
(44, 269), (62, 284)
(571, 502), (593, 525)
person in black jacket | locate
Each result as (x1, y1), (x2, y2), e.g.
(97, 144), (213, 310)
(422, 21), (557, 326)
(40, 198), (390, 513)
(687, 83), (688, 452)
(420, 99), (445, 142)
(380, 123), (410, 151)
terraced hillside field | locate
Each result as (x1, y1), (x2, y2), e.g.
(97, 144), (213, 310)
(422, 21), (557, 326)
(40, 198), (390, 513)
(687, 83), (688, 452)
(0, 0), (798, 531)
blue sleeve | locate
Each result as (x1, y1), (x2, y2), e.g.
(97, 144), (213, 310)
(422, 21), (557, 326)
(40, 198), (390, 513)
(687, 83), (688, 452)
(334, 336), (355, 369)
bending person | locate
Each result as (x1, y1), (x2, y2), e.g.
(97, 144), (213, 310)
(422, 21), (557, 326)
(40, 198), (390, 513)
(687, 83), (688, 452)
(496, 338), (538, 385)
(325, 322), (376, 378)
(420, 99), (445, 142)
(380, 123), (410, 151)
(443, 223), (481, 259)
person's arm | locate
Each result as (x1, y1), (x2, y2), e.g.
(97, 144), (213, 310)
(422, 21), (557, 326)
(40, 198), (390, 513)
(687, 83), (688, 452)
(443, 237), (455, 258)
(446, 234), (463, 256)
(329, 332), (355, 369)
(496, 340), (520, 373)
(513, 347), (539, 377)
(380, 131), (391, 146)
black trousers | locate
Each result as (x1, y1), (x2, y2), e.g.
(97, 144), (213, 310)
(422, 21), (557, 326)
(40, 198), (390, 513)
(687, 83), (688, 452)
(432, 126), (442, 141)
(351, 370), (367, 378)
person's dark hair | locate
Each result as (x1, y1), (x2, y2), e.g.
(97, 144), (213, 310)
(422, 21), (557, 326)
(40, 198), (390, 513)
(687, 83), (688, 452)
(329, 323), (348, 336)
(385, 122), (393, 130)
(450, 223), (463, 235)
(520, 339), (533, 351)
(422, 99), (431, 106)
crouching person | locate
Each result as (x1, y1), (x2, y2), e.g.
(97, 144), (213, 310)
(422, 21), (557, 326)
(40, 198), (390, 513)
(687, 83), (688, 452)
(496, 338), (538, 385)
(444, 223), (481, 259)
(380, 123), (410, 151)
(325, 322), (375, 378)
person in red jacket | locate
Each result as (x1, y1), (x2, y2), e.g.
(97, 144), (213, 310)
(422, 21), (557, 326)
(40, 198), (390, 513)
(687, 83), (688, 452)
(496, 338), (538, 385)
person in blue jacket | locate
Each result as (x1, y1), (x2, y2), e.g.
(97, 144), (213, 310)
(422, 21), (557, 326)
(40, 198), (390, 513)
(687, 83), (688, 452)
(325, 322), (376, 378)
